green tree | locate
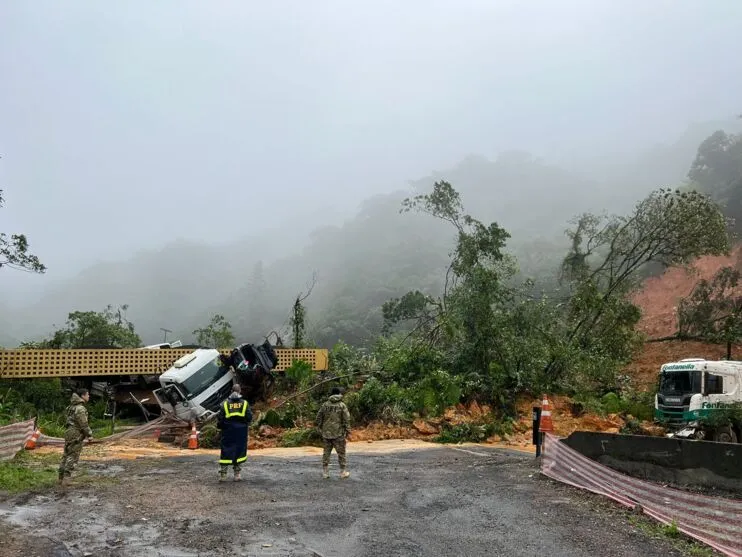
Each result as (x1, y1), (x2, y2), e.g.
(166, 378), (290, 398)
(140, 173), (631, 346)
(677, 266), (742, 359)
(382, 182), (555, 413)
(33, 305), (141, 348)
(553, 188), (730, 388)
(193, 314), (235, 348)
(0, 189), (45, 273)
(384, 181), (515, 373)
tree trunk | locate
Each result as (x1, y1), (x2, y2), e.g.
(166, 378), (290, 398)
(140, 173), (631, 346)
(727, 340), (732, 360)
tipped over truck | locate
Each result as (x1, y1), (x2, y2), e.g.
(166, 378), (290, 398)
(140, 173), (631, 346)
(153, 340), (280, 423)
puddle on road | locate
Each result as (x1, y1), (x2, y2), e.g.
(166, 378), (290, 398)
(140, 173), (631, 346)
(86, 463), (125, 476)
(0, 491), (177, 557)
(0, 494), (56, 527)
(0, 503), (46, 527)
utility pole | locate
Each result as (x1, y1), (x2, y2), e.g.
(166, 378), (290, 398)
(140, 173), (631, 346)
(160, 328), (172, 342)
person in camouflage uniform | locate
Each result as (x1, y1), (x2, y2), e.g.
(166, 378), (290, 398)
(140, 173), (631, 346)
(58, 388), (94, 487)
(315, 387), (351, 479)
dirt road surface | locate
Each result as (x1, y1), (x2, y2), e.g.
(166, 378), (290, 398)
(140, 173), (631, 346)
(0, 440), (704, 557)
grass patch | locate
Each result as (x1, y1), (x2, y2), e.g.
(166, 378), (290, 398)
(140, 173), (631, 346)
(0, 449), (121, 495)
(0, 451), (59, 494)
(627, 515), (719, 557)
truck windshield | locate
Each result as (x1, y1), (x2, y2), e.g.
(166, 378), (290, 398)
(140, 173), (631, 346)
(659, 370), (701, 396)
(179, 359), (230, 399)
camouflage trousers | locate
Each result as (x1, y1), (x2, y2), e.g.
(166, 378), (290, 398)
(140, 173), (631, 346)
(322, 437), (347, 468)
(58, 432), (85, 479)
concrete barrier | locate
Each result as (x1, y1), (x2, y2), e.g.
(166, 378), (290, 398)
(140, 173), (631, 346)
(563, 431), (742, 494)
(542, 433), (742, 557)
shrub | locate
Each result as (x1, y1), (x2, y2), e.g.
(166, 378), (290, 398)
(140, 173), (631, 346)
(279, 427), (323, 447)
(345, 377), (412, 424)
(198, 423), (221, 449)
(601, 392), (622, 414)
(283, 360), (313, 390)
(373, 338), (446, 385)
(408, 369), (462, 417)
(698, 402), (742, 430)
(433, 414), (514, 444)
(0, 379), (69, 423)
(573, 390), (655, 422)
(329, 341), (378, 375)
(434, 422), (496, 444)
(256, 407), (296, 429)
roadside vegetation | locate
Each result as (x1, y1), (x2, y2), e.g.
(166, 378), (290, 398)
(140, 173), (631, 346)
(627, 515), (720, 557)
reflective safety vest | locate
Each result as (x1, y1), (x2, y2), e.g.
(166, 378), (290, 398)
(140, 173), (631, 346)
(223, 399), (249, 419)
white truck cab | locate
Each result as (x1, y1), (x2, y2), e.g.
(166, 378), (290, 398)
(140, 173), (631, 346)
(655, 358), (742, 443)
(153, 349), (234, 422)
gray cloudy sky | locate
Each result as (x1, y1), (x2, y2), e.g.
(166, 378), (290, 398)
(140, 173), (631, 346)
(2, 1), (741, 300)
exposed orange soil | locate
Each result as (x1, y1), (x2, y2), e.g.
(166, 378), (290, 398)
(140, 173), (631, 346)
(622, 243), (742, 390)
(631, 244), (742, 339)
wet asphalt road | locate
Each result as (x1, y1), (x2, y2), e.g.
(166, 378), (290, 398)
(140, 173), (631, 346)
(0, 443), (705, 557)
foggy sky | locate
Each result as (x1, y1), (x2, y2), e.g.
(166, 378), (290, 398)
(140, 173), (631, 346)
(2, 0), (741, 303)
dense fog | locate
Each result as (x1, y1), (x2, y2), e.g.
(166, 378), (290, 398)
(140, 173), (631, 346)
(2, 2), (741, 347)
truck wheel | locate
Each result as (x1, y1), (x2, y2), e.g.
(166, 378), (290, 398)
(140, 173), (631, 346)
(713, 426), (738, 444)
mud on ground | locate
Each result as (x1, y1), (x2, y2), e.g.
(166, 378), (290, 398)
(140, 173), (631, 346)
(0, 441), (715, 557)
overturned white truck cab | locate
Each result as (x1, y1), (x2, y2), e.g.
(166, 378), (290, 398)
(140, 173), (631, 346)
(153, 349), (234, 423)
(152, 341), (280, 423)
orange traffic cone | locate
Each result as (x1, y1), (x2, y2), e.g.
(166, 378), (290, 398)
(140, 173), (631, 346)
(539, 394), (554, 433)
(187, 423), (198, 450)
(25, 428), (41, 450)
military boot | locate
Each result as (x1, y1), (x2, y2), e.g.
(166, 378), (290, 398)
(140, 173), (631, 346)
(340, 468), (350, 479)
(322, 465), (330, 479)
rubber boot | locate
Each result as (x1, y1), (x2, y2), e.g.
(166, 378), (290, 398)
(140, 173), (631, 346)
(322, 465), (330, 479)
(218, 470), (227, 483)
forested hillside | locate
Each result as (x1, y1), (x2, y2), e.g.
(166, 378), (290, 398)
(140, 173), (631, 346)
(4, 120), (742, 449)
(2, 119), (741, 351)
